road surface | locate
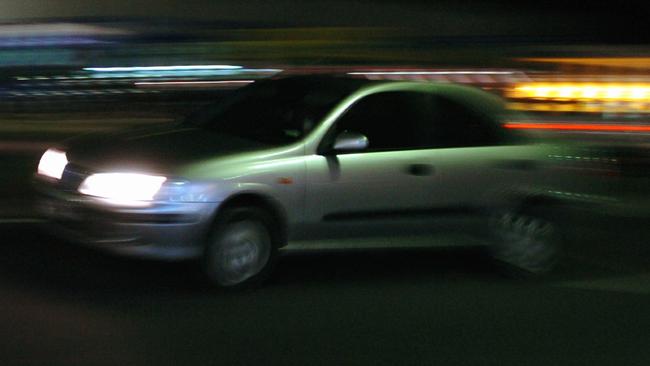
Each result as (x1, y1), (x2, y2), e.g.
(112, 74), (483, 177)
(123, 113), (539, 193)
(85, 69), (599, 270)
(1, 222), (650, 366)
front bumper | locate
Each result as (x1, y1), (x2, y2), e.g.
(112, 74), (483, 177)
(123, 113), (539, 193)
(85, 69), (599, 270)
(37, 187), (219, 261)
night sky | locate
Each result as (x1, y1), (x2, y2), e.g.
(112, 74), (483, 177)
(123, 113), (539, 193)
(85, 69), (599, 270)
(0, 1), (648, 43)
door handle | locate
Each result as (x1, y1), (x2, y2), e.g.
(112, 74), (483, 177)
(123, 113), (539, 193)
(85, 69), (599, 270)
(406, 164), (434, 176)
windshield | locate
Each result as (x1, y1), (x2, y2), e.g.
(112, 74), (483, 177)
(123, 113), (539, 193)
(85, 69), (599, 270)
(187, 78), (355, 145)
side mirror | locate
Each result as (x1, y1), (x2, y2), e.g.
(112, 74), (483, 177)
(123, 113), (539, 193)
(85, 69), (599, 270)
(332, 131), (369, 153)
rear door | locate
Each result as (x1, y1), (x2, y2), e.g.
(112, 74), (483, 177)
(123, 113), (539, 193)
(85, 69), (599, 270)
(413, 94), (536, 235)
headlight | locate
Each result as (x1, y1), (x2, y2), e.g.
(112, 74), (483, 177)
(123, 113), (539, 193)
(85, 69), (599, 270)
(37, 148), (68, 180)
(78, 173), (167, 205)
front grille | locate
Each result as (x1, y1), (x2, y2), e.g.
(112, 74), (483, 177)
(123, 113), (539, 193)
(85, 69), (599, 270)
(59, 163), (90, 191)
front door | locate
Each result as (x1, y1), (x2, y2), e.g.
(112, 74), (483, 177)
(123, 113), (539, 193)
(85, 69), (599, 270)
(301, 91), (448, 248)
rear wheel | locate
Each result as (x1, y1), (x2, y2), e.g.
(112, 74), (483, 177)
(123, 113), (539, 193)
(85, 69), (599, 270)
(203, 207), (277, 288)
(488, 207), (563, 277)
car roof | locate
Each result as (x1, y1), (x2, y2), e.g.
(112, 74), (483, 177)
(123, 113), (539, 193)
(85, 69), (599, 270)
(266, 75), (515, 141)
(266, 74), (506, 117)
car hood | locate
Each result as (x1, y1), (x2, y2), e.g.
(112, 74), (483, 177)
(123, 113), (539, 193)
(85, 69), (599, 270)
(63, 123), (271, 174)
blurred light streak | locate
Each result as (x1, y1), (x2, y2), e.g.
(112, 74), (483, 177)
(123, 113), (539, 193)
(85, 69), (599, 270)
(508, 83), (650, 102)
(518, 57), (650, 70)
(78, 68), (281, 79)
(507, 102), (650, 113)
(0, 37), (105, 47)
(134, 80), (254, 88)
(0, 141), (53, 153)
(4, 89), (158, 98)
(84, 65), (243, 72)
(504, 122), (650, 132)
(348, 71), (516, 75)
(0, 23), (129, 37)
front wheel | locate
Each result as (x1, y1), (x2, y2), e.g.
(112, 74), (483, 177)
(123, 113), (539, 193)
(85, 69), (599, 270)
(488, 208), (563, 277)
(203, 207), (277, 289)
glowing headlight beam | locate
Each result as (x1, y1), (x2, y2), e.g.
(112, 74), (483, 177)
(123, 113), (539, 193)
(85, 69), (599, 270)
(37, 148), (67, 180)
(78, 173), (167, 205)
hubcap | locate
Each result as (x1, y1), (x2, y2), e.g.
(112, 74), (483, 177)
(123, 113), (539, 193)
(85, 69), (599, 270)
(491, 212), (559, 274)
(211, 220), (271, 286)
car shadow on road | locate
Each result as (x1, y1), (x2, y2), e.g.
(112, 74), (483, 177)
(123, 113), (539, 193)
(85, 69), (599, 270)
(1, 223), (649, 295)
(0, 224), (504, 293)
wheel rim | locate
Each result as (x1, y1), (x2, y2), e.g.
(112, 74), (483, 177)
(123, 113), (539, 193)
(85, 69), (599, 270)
(491, 212), (559, 274)
(210, 220), (271, 286)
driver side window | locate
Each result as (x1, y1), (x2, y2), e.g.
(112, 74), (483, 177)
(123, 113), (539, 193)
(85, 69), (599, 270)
(328, 91), (432, 153)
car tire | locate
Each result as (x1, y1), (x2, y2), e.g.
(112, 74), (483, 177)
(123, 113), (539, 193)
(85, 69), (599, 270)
(203, 206), (278, 289)
(488, 206), (564, 278)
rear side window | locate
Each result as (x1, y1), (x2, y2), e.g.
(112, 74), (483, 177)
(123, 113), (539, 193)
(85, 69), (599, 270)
(425, 96), (500, 148)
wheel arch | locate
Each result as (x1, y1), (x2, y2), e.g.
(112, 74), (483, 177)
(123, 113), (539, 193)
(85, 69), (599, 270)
(506, 192), (575, 226)
(212, 192), (289, 248)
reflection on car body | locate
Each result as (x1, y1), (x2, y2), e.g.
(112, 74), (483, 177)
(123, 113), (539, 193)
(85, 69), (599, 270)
(35, 76), (570, 288)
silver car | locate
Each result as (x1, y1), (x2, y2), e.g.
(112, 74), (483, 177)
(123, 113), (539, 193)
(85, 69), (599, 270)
(35, 76), (562, 288)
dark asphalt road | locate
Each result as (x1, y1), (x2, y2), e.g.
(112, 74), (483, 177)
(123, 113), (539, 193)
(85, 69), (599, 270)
(2, 223), (650, 366)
